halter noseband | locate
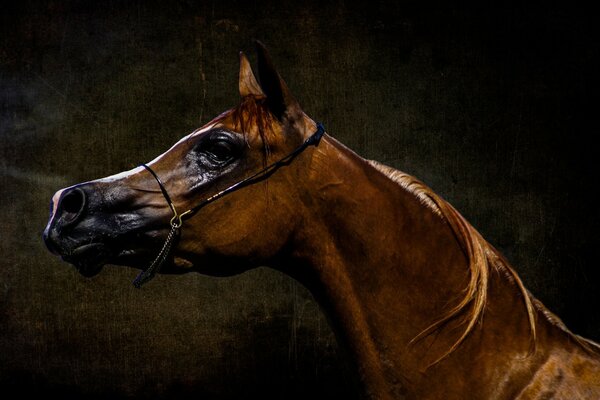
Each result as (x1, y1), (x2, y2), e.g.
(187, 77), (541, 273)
(132, 122), (326, 288)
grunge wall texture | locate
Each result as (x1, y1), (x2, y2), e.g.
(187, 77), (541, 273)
(1, 0), (599, 398)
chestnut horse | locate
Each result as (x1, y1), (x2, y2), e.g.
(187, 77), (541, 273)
(43, 44), (600, 399)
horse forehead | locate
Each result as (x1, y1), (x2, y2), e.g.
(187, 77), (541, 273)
(188, 122), (220, 140)
(146, 123), (218, 166)
(148, 114), (266, 167)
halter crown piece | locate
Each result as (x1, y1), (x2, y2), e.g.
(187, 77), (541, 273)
(132, 122), (326, 288)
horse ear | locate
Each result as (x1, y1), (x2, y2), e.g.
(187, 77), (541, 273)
(239, 51), (265, 98)
(255, 41), (302, 121)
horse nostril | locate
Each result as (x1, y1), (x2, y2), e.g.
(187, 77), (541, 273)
(59, 187), (87, 225)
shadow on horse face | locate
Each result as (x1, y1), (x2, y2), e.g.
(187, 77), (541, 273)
(43, 44), (318, 280)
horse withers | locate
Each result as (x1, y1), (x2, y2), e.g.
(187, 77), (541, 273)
(43, 43), (600, 399)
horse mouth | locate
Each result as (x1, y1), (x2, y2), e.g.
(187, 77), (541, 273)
(62, 243), (110, 277)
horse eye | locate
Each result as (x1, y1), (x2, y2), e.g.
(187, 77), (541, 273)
(203, 140), (235, 163)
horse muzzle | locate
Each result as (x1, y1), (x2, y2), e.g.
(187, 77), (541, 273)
(43, 184), (112, 277)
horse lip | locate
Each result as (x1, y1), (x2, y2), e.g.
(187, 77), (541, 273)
(62, 243), (110, 277)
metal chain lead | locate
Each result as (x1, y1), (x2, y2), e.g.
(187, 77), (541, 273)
(132, 224), (179, 288)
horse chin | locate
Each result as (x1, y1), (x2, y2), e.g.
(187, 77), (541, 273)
(62, 243), (110, 278)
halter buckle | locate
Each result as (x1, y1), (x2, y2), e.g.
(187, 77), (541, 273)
(170, 209), (192, 229)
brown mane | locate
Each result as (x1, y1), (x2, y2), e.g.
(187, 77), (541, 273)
(367, 159), (600, 363)
(230, 95), (276, 162)
(367, 160), (538, 364)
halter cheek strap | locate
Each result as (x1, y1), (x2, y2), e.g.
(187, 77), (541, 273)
(132, 122), (326, 288)
(138, 164), (191, 229)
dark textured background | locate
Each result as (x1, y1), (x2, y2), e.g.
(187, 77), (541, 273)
(1, 0), (599, 398)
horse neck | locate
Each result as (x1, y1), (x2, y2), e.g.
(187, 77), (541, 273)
(280, 136), (538, 398)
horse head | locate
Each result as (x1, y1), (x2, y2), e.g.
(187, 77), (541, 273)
(43, 43), (322, 282)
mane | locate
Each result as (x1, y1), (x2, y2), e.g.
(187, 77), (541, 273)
(368, 160), (600, 363)
(366, 160), (542, 365)
(228, 95), (276, 163)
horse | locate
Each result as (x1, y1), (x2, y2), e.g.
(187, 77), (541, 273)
(43, 43), (600, 399)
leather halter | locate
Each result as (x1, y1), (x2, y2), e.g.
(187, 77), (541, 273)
(133, 122), (326, 288)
